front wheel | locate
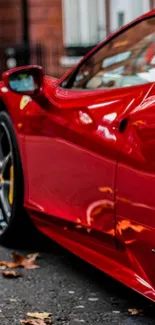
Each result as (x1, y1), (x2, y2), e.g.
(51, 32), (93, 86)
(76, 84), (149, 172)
(0, 111), (28, 245)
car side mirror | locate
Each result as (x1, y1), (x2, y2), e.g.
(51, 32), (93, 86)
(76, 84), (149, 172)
(2, 65), (44, 96)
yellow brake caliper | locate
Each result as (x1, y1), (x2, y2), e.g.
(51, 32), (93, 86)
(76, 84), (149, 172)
(9, 165), (14, 205)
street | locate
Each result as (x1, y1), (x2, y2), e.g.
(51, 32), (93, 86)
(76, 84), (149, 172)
(0, 234), (154, 325)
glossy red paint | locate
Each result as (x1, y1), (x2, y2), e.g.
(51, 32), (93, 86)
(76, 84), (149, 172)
(1, 10), (155, 301)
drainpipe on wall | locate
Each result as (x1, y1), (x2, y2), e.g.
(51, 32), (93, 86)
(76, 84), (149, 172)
(105, 0), (110, 37)
(21, 0), (30, 64)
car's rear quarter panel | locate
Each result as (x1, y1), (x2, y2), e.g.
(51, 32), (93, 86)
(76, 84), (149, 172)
(116, 90), (155, 292)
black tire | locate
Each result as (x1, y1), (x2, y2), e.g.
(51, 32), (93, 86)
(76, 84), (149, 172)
(0, 111), (29, 246)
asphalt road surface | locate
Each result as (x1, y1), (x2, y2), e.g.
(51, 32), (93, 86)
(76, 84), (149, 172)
(0, 232), (155, 325)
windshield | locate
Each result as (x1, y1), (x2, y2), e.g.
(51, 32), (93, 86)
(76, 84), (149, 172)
(61, 16), (155, 90)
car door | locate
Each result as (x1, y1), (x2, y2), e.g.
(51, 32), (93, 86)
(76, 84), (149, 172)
(24, 84), (118, 249)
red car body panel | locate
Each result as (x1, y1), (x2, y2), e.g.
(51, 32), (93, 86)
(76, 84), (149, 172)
(1, 10), (155, 301)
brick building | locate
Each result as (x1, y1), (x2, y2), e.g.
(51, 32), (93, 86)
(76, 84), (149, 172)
(29, 0), (64, 76)
(0, 0), (154, 78)
(0, 0), (64, 76)
(0, 0), (22, 44)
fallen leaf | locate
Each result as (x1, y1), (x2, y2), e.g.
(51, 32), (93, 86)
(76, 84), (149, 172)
(13, 252), (40, 269)
(27, 313), (52, 320)
(0, 265), (6, 270)
(21, 312), (53, 325)
(128, 308), (144, 315)
(0, 252), (40, 269)
(2, 270), (23, 278)
(20, 320), (46, 325)
(0, 261), (15, 269)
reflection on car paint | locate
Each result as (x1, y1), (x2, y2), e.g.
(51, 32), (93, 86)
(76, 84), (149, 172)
(98, 187), (113, 194)
(116, 219), (146, 236)
(86, 199), (114, 226)
(132, 120), (146, 126)
(117, 195), (155, 211)
(97, 126), (117, 141)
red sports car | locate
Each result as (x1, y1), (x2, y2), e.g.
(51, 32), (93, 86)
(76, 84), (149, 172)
(0, 10), (155, 301)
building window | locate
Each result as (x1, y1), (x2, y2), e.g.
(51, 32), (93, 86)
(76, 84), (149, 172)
(118, 11), (125, 28)
(62, 0), (106, 50)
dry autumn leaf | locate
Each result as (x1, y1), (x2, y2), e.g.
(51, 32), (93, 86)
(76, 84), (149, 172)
(2, 270), (23, 278)
(128, 308), (144, 315)
(20, 312), (53, 325)
(27, 313), (52, 320)
(0, 252), (40, 269)
(20, 320), (46, 325)
(0, 265), (6, 270)
(13, 252), (40, 269)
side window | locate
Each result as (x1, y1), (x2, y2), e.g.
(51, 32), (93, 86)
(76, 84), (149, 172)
(61, 17), (155, 90)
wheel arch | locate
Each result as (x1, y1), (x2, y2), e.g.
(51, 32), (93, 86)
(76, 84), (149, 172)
(0, 97), (8, 113)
